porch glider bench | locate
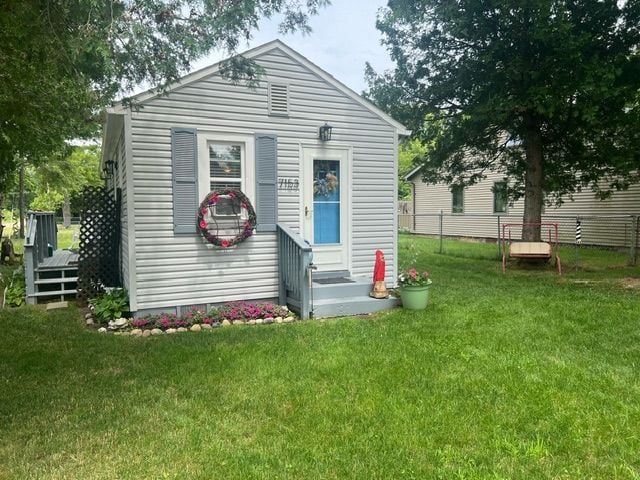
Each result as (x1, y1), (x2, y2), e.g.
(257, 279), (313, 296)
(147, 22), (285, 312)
(501, 223), (562, 275)
(509, 241), (552, 259)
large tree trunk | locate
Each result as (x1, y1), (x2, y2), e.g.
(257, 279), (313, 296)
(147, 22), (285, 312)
(522, 119), (544, 241)
(62, 196), (71, 228)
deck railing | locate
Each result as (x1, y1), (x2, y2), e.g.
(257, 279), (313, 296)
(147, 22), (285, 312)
(277, 223), (313, 319)
(24, 212), (57, 302)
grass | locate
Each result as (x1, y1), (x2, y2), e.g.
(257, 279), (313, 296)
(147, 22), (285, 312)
(1, 234), (639, 479)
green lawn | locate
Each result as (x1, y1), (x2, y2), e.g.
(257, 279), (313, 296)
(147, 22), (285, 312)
(1, 234), (639, 479)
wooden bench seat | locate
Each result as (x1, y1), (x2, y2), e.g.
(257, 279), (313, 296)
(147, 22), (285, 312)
(509, 241), (552, 258)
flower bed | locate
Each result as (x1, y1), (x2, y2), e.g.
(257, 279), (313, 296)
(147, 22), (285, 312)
(90, 301), (296, 335)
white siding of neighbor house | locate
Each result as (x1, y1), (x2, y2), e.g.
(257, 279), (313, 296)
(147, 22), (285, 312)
(127, 47), (398, 311)
(410, 170), (640, 247)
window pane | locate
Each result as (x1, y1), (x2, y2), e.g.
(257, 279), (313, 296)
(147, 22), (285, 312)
(210, 144), (241, 178)
(452, 185), (464, 214)
(210, 181), (241, 217)
(493, 182), (508, 213)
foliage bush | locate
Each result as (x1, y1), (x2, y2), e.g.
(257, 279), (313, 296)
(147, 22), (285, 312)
(3, 268), (26, 307)
(130, 301), (290, 330)
(90, 288), (129, 323)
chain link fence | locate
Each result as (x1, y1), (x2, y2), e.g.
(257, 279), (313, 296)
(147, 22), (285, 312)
(398, 212), (639, 268)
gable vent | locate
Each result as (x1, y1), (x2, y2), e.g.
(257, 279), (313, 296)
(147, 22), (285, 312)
(268, 83), (289, 116)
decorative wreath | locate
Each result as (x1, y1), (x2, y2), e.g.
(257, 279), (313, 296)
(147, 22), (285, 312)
(197, 189), (257, 248)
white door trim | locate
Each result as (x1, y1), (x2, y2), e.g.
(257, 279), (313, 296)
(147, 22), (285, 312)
(300, 144), (352, 272)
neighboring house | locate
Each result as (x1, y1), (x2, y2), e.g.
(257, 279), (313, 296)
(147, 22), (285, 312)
(405, 168), (640, 248)
(100, 40), (409, 318)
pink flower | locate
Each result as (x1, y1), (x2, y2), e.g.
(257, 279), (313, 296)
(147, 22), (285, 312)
(221, 239), (230, 248)
(199, 220), (207, 229)
(408, 268), (417, 279)
(228, 191), (236, 198)
(209, 194), (219, 205)
(201, 208), (208, 216)
(241, 202), (248, 210)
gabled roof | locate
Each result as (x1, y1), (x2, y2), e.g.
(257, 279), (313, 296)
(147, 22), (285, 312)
(109, 39), (410, 136)
(405, 165), (423, 181)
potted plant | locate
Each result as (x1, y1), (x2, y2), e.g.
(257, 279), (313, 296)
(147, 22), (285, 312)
(397, 268), (432, 310)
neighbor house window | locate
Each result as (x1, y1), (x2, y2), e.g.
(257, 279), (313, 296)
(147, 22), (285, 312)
(493, 181), (508, 213)
(451, 185), (464, 214)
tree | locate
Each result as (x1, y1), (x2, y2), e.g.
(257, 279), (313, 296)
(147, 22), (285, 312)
(370, 0), (640, 240)
(0, 0), (328, 191)
(28, 147), (103, 226)
(398, 139), (427, 199)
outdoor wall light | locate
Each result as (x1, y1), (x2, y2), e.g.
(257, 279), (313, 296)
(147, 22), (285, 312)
(103, 159), (115, 179)
(318, 122), (333, 141)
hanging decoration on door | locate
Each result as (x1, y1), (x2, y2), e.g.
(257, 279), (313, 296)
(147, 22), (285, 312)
(197, 189), (257, 248)
(313, 161), (339, 198)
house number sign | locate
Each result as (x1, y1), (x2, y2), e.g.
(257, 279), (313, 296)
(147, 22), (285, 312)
(278, 178), (299, 191)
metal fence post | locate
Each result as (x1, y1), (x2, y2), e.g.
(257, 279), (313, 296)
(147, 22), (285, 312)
(497, 215), (501, 259)
(439, 209), (443, 254)
(630, 215), (638, 266)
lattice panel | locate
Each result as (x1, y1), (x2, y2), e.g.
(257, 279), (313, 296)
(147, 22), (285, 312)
(77, 186), (122, 302)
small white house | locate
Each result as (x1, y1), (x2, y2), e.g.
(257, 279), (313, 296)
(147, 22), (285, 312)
(101, 40), (409, 318)
(405, 168), (640, 248)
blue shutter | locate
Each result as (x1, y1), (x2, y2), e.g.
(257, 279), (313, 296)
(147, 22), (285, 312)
(171, 128), (198, 234)
(255, 133), (278, 232)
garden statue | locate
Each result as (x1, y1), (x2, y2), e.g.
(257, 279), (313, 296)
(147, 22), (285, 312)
(370, 249), (389, 299)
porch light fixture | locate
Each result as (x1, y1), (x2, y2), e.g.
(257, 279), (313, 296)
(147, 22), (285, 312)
(103, 159), (115, 179)
(318, 122), (333, 141)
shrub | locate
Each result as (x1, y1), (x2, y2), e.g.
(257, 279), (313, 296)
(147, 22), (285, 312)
(91, 288), (129, 323)
(3, 268), (26, 307)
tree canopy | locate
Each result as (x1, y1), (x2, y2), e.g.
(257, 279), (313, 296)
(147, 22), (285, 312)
(0, 0), (328, 188)
(368, 0), (640, 239)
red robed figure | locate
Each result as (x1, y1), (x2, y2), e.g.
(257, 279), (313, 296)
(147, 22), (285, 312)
(370, 249), (388, 298)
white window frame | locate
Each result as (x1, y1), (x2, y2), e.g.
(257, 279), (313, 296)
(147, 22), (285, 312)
(493, 181), (508, 214)
(197, 132), (255, 208)
(451, 185), (464, 214)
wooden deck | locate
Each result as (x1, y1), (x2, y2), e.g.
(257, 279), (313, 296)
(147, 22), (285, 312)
(37, 249), (79, 270)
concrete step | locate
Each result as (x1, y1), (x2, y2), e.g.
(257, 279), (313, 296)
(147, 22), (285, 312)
(312, 295), (399, 318)
(312, 276), (372, 300)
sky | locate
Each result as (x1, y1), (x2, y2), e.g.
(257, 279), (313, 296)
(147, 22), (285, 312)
(191, 0), (395, 94)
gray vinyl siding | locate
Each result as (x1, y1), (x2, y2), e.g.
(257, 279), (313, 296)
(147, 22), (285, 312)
(117, 133), (130, 291)
(129, 47), (398, 310)
(411, 170), (640, 247)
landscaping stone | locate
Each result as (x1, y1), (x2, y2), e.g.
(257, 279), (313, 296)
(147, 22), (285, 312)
(233, 320), (245, 326)
(131, 329), (142, 336)
(108, 317), (128, 330)
(247, 319), (256, 325)
(264, 317), (274, 325)
(98, 327), (107, 333)
(190, 324), (202, 332)
(212, 322), (221, 328)
(150, 328), (163, 336)
(222, 320), (231, 327)
(85, 312), (93, 319)
(201, 324), (212, 330)
(177, 327), (188, 333)
(275, 316), (283, 324)
(283, 316), (294, 323)
(121, 331), (131, 336)
(142, 330), (152, 337)
(86, 317), (94, 325)
(114, 332), (122, 336)
(166, 328), (177, 334)
(256, 318), (264, 325)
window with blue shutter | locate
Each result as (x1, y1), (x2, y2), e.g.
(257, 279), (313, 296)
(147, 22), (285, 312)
(171, 128), (198, 233)
(255, 133), (278, 232)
